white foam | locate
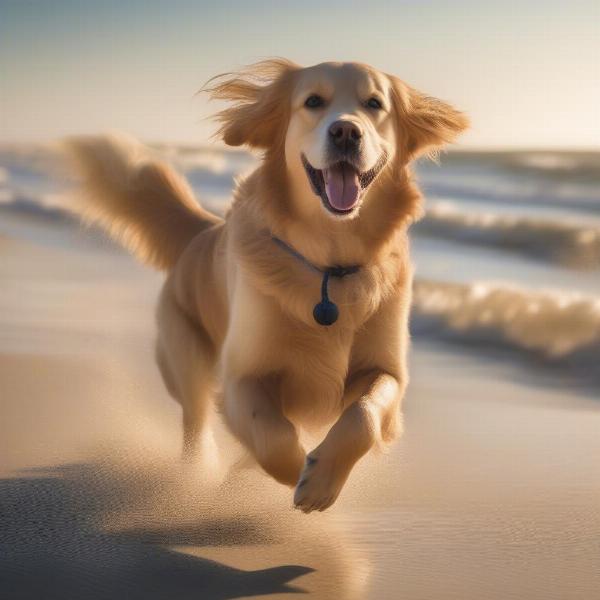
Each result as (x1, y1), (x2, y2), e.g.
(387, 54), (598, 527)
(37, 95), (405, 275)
(418, 201), (600, 267)
(155, 142), (255, 175)
(413, 278), (600, 358)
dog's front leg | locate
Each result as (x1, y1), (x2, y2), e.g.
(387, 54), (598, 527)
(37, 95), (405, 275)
(294, 370), (402, 513)
(223, 377), (306, 486)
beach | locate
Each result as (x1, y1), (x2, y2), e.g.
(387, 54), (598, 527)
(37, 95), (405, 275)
(1, 144), (600, 599)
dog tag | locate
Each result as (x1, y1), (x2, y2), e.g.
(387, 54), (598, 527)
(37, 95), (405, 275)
(313, 298), (339, 326)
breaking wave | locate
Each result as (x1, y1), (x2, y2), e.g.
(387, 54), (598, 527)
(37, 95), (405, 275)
(417, 151), (600, 221)
(412, 278), (600, 362)
(154, 142), (255, 176)
(417, 202), (600, 268)
(0, 192), (73, 223)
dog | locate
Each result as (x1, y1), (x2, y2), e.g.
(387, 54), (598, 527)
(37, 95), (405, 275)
(67, 59), (468, 512)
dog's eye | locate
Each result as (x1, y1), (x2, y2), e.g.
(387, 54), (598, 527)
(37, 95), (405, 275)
(304, 95), (325, 109)
(366, 97), (383, 110)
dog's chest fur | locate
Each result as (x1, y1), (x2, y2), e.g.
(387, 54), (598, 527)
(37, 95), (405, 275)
(222, 276), (355, 423)
(221, 247), (405, 424)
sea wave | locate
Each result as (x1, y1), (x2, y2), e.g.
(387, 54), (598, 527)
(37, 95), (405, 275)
(154, 142), (255, 176)
(418, 150), (600, 211)
(417, 201), (600, 268)
(446, 150), (600, 182)
(412, 278), (600, 361)
(0, 191), (74, 223)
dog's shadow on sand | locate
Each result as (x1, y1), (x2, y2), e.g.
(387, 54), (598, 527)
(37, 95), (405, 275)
(0, 462), (314, 600)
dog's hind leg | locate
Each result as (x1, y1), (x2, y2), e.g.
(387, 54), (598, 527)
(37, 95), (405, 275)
(156, 288), (219, 473)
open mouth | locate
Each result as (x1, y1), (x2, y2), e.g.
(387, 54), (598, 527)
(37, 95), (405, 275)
(302, 153), (387, 215)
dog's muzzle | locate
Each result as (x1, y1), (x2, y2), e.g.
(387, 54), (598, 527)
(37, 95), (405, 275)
(302, 152), (388, 216)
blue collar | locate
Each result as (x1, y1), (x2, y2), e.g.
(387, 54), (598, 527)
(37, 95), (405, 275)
(271, 235), (361, 326)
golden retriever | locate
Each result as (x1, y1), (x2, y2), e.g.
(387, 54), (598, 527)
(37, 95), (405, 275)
(67, 59), (468, 512)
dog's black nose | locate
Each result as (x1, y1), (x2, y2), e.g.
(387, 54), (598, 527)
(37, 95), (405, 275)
(328, 120), (362, 150)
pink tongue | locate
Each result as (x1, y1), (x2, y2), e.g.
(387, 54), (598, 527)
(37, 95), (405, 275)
(323, 164), (360, 211)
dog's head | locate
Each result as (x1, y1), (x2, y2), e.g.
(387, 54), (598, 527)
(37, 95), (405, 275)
(207, 60), (468, 220)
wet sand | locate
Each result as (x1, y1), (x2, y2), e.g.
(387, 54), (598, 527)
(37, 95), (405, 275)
(1, 219), (600, 600)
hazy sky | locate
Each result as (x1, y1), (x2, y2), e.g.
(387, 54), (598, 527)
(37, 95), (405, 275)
(1, 0), (599, 148)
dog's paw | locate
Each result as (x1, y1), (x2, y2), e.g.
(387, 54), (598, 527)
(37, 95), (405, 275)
(293, 449), (351, 513)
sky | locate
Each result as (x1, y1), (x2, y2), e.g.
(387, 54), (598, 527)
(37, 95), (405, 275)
(1, 0), (599, 149)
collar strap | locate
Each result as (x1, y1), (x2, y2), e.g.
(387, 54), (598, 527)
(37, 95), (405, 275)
(271, 235), (360, 326)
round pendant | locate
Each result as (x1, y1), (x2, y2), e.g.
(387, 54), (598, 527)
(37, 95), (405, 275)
(313, 298), (339, 326)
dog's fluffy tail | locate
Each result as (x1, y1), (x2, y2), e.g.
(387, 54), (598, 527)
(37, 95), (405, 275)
(65, 134), (220, 271)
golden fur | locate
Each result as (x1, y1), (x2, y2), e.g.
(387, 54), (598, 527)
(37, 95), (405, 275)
(67, 59), (468, 512)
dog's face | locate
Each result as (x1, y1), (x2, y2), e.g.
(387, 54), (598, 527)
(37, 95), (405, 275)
(285, 63), (395, 218)
(209, 60), (468, 220)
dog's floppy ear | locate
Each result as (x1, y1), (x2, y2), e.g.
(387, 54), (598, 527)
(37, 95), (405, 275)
(205, 59), (299, 150)
(390, 76), (469, 160)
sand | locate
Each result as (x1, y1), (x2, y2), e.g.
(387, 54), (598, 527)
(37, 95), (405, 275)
(2, 216), (600, 600)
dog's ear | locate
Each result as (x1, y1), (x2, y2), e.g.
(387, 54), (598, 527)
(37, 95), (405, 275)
(390, 76), (469, 160)
(205, 59), (299, 150)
